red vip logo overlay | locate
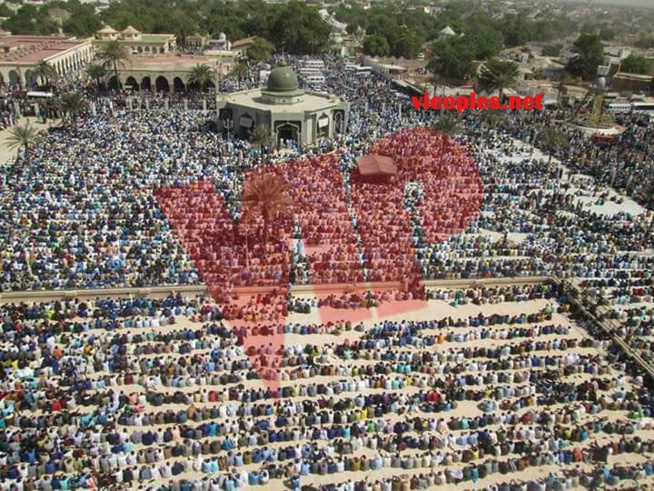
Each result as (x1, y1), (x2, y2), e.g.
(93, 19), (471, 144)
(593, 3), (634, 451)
(155, 127), (483, 394)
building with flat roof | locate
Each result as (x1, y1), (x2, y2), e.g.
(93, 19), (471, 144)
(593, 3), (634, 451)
(230, 36), (258, 60)
(95, 26), (176, 56)
(611, 72), (653, 94)
(0, 32), (93, 89)
(216, 63), (348, 145)
(107, 54), (228, 93)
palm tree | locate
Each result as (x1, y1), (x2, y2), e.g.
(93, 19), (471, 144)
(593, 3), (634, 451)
(86, 64), (107, 92)
(251, 124), (272, 154)
(7, 123), (39, 165)
(187, 63), (215, 93)
(96, 40), (130, 91)
(59, 92), (87, 134)
(33, 60), (59, 89)
(540, 127), (569, 168)
(477, 57), (519, 100)
(432, 113), (461, 135)
(241, 174), (293, 244)
(230, 62), (249, 86)
(480, 110), (506, 136)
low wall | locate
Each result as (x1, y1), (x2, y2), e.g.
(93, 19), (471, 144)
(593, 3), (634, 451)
(0, 276), (549, 303)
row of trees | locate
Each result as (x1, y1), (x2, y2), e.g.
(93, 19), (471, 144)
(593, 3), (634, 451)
(566, 33), (652, 80)
(351, 0), (578, 60)
(429, 29), (649, 89)
(2, 0), (331, 56)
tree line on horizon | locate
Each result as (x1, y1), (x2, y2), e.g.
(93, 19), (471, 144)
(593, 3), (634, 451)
(2, 0), (651, 89)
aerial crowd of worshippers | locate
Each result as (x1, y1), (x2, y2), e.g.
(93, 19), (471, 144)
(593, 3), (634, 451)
(0, 53), (653, 491)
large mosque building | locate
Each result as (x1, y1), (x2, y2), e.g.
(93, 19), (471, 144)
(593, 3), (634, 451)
(216, 63), (349, 146)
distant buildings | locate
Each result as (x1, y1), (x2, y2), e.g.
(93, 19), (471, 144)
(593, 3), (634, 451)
(0, 31), (93, 89)
(611, 72), (653, 93)
(94, 26), (176, 55)
(230, 37), (258, 60)
(106, 54), (229, 93)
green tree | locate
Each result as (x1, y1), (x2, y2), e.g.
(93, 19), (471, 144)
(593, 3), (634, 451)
(391, 28), (423, 59)
(620, 55), (650, 75)
(7, 123), (39, 166)
(599, 26), (614, 41)
(242, 173), (293, 244)
(269, 0), (332, 55)
(567, 33), (604, 80)
(230, 62), (249, 84)
(363, 34), (390, 57)
(187, 63), (215, 92)
(96, 40), (130, 90)
(3, 5), (59, 35)
(432, 113), (460, 135)
(427, 37), (475, 85)
(59, 92), (87, 134)
(542, 44), (563, 57)
(86, 64), (106, 92)
(251, 124), (272, 154)
(62, 3), (102, 36)
(33, 60), (59, 89)
(477, 57), (519, 99)
(246, 38), (275, 62)
(494, 14), (536, 47)
(480, 110), (506, 136)
(464, 22), (503, 60)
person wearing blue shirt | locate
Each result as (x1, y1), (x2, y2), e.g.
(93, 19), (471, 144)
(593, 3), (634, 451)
(248, 472), (260, 486)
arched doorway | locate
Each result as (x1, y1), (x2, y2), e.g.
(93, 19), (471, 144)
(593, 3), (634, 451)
(275, 122), (301, 146)
(108, 75), (120, 90)
(8, 70), (20, 88)
(333, 111), (344, 134)
(24, 70), (35, 89)
(155, 76), (170, 93)
(219, 108), (234, 137)
(125, 76), (139, 91)
(173, 77), (185, 93)
(141, 76), (151, 91)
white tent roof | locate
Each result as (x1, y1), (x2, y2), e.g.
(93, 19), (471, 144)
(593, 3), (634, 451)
(440, 26), (456, 36)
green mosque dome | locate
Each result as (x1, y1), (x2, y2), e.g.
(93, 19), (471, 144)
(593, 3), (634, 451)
(266, 64), (299, 92)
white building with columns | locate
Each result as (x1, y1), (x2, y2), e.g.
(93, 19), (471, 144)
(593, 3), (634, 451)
(0, 31), (93, 89)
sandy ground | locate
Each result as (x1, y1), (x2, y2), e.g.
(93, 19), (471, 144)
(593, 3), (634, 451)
(65, 296), (654, 491)
(0, 117), (56, 165)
